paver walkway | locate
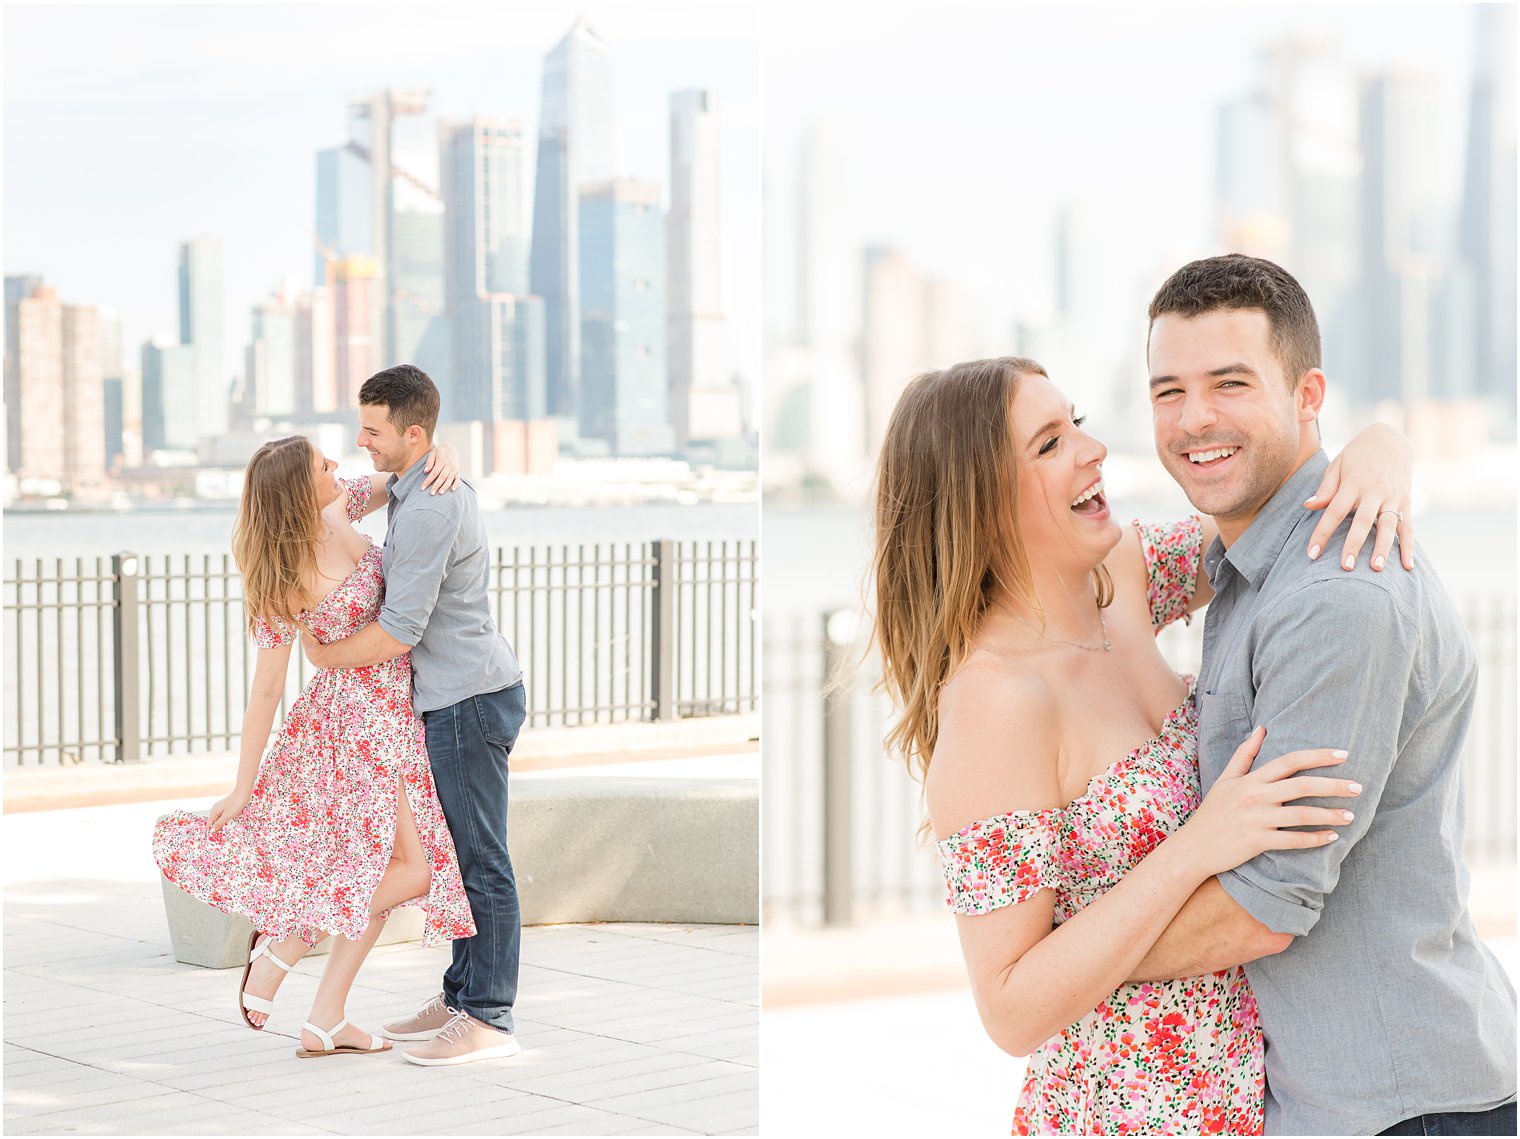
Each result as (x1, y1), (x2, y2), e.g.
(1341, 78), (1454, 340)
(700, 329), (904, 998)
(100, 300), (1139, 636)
(2, 800), (758, 1136)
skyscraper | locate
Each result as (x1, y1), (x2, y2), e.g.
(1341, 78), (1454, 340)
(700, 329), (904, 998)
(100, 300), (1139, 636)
(442, 117), (538, 421)
(61, 305), (106, 496)
(1459, 4), (1517, 419)
(246, 291), (298, 419)
(667, 90), (733, 448)
(392, 204), (449, 379)
(530, 18), (613, 427)
(331, 256), (377, 409)
(315, 144), (372, 284)
(295, 287), (334, 415)
(579, 180), (670, 456)
(3, 274), (43, 472)
(349, 88), (430, 366)
(1358, 71), (1440, 407)
(142, 335), (198, 453)
(178, 236), (226, 438)
(6, 283), (65, 481)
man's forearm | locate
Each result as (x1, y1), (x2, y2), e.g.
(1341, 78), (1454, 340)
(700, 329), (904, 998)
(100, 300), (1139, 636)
(312, 621), (409, 669)
(1127, 877), (1292, 982)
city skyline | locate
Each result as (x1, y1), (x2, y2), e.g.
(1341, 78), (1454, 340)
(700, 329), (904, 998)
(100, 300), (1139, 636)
(3, 3), (763, 399)
(761, 2), (1510, 496)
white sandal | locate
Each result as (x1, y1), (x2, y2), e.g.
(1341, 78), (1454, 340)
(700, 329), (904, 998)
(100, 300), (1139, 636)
(294, 1018), (391, 1059)
(238, 933), (297, 1031)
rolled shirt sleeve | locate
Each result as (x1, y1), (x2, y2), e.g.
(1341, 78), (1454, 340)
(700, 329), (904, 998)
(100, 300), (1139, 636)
(1218, 577), (1419, 937)
(377, 504), (458, 648)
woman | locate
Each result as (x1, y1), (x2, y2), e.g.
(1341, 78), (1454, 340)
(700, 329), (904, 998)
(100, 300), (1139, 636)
(153, 436), (472, 1059)
(871, 358), (1412, 1134)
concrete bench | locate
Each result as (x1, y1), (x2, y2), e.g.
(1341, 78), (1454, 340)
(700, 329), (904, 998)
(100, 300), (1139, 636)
(159, 775), (758, 968)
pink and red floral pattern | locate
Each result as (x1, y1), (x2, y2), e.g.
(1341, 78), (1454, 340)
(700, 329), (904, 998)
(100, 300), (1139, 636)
(936, 517), (1263, 1136)
(153, 477), (475, 948)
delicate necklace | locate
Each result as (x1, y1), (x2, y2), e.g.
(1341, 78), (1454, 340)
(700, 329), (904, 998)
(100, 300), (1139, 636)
(1011, 605), (1112, 653)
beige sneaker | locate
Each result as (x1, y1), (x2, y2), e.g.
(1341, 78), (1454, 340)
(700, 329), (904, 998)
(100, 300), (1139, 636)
(380, 993), (456, 1041)
(402, 1010), (522, 1066)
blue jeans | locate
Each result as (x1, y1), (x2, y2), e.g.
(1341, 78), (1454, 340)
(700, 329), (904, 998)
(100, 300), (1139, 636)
(1378, 1101), (1517, 1135)
(421, 681), (526, 1034)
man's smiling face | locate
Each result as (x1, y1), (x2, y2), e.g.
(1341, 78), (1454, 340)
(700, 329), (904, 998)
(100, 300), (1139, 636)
(1148, 307), (1319, 537)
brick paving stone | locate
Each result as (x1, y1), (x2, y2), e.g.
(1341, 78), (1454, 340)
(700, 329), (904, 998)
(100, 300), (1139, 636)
(4, 798), (756, 1136)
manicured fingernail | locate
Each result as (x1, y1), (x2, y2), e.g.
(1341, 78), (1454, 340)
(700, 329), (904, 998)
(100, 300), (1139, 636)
(1308, 544), (1321, 559)
(1342, 811), (1355, 822)
(1348, 782), (1362, 794)
(1343, 555), (1354, 569)
(1332, 749), (1348, 759)
(1373, 556), (1385, 571)
(1325, 832), (1339, 842)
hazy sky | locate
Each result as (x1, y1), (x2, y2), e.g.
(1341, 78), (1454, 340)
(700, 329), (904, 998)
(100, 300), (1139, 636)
(4, 2), (763, 383)
(764, 2), (1480, 365)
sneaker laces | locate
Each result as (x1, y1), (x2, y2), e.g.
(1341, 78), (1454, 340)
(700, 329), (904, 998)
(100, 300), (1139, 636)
(418, 992), (450, 1020)
(434, 1010), (474, 1043)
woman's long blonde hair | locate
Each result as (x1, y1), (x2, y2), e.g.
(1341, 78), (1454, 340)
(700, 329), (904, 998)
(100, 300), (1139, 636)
(870, 357), (1112, 786)
(233, 436), (322, 634)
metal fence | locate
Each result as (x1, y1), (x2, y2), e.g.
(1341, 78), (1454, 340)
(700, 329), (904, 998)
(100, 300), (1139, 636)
(4, 539), (757, 766)
(763, 589), (1519, 927)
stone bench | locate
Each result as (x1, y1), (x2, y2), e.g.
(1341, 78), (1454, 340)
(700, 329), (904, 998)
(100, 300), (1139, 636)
(159, 775), (758, 968)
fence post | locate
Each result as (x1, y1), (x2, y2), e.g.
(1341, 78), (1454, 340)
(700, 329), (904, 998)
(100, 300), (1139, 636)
(650, 540), (676, 721)
(112, 552), (142, 764)
(822, 609), (854, 926)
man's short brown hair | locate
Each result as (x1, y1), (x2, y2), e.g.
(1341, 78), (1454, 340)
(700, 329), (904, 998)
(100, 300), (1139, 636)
(1148, 254), (1321, 388)
(358, 364), (440, 438)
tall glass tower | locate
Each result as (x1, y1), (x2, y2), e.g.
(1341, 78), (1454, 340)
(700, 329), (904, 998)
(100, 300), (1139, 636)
(579, 179), (670, 456)
(529, 17), (613, 429)
(178, 237), (225, 438)
(443, 117), (536, 421)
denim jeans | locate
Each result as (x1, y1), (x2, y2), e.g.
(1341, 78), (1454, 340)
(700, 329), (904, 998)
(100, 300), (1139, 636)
(1378, 1101), (1517, 1135)
(421, 681), (526, 1034)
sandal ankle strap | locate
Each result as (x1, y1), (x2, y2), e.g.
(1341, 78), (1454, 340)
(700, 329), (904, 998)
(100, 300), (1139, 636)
(253, 943), (298, 973)
(301, 1018), (348, 1051)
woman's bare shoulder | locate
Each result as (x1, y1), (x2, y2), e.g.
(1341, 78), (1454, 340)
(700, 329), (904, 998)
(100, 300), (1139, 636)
(927, 650), (1063, 836)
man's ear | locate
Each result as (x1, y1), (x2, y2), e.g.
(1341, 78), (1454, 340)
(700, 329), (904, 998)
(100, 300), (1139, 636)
(405, 423), (426, 446)
(1295, 369), (1326, 423)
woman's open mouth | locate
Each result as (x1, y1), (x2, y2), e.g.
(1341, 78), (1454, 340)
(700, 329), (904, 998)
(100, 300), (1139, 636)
(1070, 480), (1107, 517)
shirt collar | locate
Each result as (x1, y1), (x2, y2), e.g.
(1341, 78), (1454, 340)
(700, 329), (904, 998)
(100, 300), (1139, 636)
(1206, 450), (1329, 589)
(385, 451), (431, 505)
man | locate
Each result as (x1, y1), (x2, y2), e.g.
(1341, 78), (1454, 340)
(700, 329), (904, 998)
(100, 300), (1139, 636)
(305, 363), (527, 1067)
(1132, 255), (1515, 1135)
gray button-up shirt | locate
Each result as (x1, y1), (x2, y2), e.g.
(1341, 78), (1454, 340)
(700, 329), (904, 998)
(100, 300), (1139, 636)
(1196, 451), (1515, 1135)
(377, 455), (522, 714)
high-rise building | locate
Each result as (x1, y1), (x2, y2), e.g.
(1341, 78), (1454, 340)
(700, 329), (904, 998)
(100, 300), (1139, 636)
(667, 90), (734, 447)
(141, 335), (198, 453)
(860, 248), (926, 464)
(6, 284), (65, 481)
(530, 18), (613, 426)
(1459, 4), (1517, 420)
(3, 274), (43, 473)
(349, 88), (430, 366)
(315, 144), (372, 284)
(246, 291), (298, 419)
(61, 305), (106, 496)
(178, 236), (226, 438)
(332, 256), (377, 409)
(101, 302), (126, 469)
(442, 117), (537, 421)
(579, 180), (670, 455)
(295, 287), (335, 414)
(393, 205), (449, 381)
(1358, 71), (1441, 407)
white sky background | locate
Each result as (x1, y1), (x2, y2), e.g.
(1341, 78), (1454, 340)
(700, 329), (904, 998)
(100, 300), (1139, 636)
(3, 1), (763, 386)
(763, 1), (1478, 357)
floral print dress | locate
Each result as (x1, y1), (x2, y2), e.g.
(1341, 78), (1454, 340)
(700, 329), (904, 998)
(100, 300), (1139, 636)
(153, 477), (475, 948)
(937, 517), (1264, 1136)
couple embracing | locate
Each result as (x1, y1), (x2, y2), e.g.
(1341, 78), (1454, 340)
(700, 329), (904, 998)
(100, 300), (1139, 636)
(875, 256), (1516, 1135)
(154, 364), (526, 1067)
